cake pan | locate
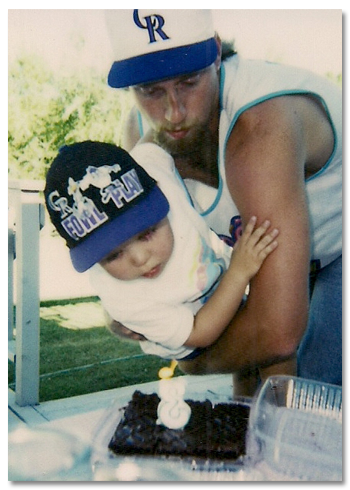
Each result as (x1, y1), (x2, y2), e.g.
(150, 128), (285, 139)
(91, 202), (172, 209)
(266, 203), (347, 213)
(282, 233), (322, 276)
(91, 387), (251, 481)
(246, 376), (342, 481)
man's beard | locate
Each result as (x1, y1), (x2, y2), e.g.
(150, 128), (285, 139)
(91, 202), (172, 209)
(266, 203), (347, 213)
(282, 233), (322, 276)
(153, 123), (209, 160)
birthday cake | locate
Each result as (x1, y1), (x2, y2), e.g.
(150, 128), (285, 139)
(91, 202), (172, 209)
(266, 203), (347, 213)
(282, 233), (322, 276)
(108, 390), (250, 462)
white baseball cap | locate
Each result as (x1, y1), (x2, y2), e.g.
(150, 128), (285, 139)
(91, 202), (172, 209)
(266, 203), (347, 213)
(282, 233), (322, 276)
(105, 9), (217, 88)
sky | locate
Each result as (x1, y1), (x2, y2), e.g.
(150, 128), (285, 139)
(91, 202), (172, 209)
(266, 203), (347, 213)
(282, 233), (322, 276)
(8, 8), (343, 77)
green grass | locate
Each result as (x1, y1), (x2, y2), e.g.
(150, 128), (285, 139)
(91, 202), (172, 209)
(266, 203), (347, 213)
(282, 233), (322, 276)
(8, 297), (170, 402)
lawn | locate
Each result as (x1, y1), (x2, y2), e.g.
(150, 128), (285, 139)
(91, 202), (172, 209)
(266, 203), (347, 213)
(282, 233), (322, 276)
(8, 297), (170, 402)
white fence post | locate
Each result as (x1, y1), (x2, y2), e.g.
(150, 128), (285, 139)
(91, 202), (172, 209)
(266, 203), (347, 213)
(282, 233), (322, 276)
(8, 227), (15, 341)
(8, 180), (45, 407)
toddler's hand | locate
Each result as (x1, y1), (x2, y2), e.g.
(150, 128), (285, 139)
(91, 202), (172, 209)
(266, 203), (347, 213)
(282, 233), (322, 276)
(231, 216), (278, 280)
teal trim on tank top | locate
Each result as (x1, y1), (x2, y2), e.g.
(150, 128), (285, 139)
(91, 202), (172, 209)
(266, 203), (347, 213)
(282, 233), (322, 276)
(222, 89), (338, 186)
(137, 110), (144, 138)
(199, 64), (226, 217)
(174, 168), (195, 207)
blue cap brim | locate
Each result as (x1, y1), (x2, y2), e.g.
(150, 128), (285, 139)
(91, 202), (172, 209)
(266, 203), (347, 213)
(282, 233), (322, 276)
(70, 186), (169, 272)
(108, 38), (217, 88)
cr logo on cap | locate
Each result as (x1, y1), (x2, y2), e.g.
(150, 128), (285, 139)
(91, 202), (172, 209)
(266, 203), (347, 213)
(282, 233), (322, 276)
(133, 9), (170, 44)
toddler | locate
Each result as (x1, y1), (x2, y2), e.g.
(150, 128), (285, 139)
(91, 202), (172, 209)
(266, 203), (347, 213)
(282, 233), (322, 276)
(44, 141), (278, 360)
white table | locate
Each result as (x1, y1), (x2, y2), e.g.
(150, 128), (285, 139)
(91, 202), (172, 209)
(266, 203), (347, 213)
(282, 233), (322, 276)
(9, 375), (329, 481)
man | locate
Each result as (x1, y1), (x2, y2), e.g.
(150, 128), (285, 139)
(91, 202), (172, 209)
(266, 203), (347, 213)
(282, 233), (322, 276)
(104, 9), (342, 393)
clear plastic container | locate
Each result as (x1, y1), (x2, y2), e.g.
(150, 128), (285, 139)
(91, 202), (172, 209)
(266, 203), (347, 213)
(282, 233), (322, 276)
(247, 376), (342, 481)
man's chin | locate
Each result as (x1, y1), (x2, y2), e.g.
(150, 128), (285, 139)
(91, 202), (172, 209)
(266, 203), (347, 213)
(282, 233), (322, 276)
(154, 129), (205, 157)
(154, 133), (188, 156)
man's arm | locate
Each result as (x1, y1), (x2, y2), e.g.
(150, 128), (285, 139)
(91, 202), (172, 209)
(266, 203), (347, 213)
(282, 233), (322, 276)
(180, 96), (311, 375)
(226, 97), (310, 358)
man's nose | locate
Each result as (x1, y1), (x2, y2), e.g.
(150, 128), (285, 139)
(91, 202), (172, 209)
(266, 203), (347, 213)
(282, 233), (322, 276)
(164, 90), (186, 124)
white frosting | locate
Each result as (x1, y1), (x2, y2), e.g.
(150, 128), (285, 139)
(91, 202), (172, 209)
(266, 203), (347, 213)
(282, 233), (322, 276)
(157, 378), (191, 430)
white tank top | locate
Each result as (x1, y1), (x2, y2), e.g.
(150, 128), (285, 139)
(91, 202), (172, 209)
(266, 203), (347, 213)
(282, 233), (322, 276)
(138, 56), (342, 268)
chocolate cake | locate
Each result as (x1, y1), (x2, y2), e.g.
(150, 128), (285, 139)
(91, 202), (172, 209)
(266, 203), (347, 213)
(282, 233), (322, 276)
(108, 391), (250, 462)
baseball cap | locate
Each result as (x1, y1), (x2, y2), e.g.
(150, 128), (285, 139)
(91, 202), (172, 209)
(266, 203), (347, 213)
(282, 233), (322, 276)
(106, 9), (217, 88)
(44, 142), (169, 273)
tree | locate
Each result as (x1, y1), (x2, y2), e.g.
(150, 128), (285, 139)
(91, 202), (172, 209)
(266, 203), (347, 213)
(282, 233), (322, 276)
(8, 54), (132, 180)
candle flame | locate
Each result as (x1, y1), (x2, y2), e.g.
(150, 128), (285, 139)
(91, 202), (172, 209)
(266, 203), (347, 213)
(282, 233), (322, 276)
(158, 360), (178, 379)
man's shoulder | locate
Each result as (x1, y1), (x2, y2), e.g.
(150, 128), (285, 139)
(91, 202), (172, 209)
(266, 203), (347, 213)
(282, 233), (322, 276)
(228, 97), (291, 139)
(123, 106), (142, 150)
(225, 95), (311, 167)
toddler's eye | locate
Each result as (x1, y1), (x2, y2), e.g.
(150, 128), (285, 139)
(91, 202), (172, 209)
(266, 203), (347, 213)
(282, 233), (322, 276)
(101, 249), (123, 263)
(139, 226), (157, 241)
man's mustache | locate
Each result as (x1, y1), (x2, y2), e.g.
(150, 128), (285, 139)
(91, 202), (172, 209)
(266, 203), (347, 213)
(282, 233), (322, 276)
(159, 125), (191, 133)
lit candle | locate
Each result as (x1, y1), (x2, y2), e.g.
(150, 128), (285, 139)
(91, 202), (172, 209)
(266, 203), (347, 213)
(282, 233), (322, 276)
(157, 361), (191, 430)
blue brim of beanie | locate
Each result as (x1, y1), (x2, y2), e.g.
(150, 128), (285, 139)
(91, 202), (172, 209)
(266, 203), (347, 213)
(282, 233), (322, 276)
(108, 38), (217, 88)
(70, 186), (170, 273)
